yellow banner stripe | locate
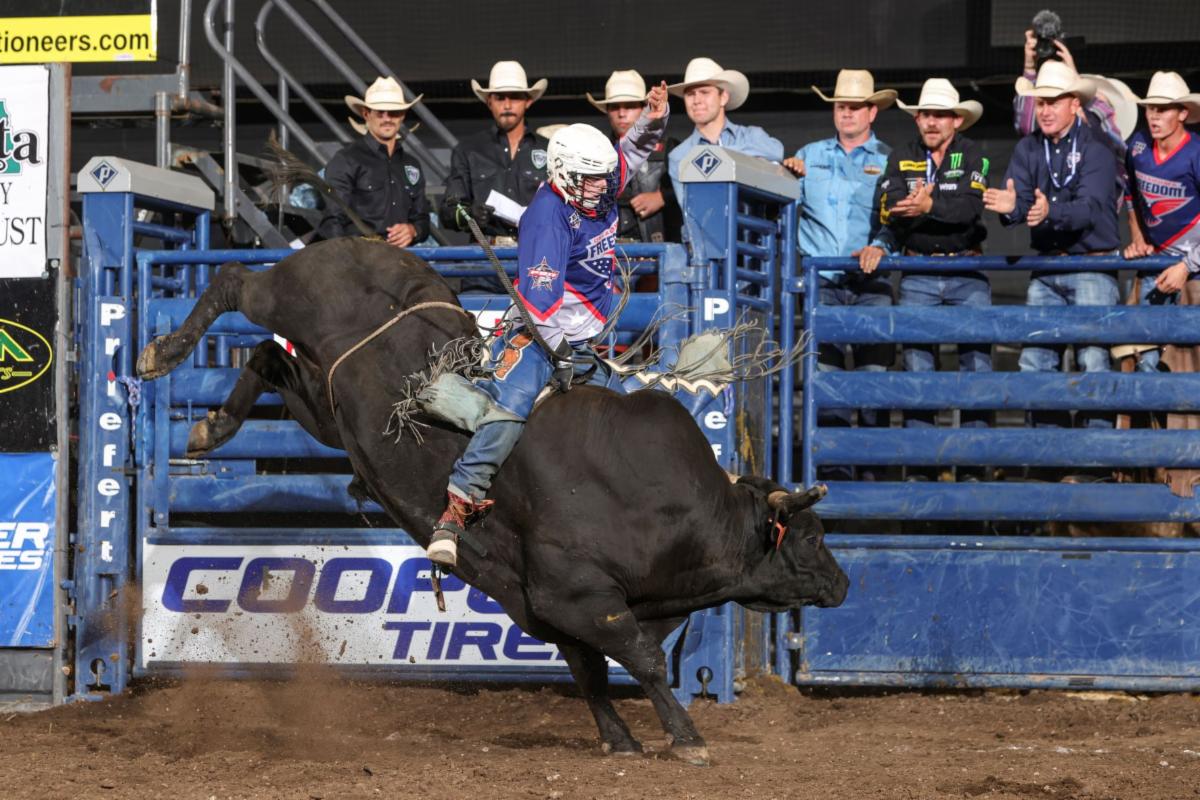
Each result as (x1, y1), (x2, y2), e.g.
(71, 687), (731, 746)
(0, 15), (156, 64)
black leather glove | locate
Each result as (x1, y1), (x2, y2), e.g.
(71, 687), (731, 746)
(551, 339), (575, 393)
(454, 201), (493, 230)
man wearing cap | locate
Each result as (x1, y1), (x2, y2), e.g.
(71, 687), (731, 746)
(782, 69), (895, 481)
(984, 61), (1121, 432)
(440, 61), (550, 245)
(589, 70), (681, 243)
(1122, 72), (1200, 372)
(666, 58), (783, 211)
(318, 76), (429, 246)
(859, 79), (990, 478)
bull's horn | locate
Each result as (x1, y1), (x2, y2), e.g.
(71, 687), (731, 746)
(766, 490), (791, 510)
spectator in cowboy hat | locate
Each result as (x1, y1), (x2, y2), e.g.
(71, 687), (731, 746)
(859, 78), (991, 480)
(666, 57), (783, 211)
(782, 69), (896, 482)
(1121, 71), (1200, 373)
(984, 60), (1121, 439)
(318, 76), (429, 247)
(589, 69), (681, 243)
(440, 60), (550, 246)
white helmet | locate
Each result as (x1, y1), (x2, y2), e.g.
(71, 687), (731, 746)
(547, 123), (619, 214)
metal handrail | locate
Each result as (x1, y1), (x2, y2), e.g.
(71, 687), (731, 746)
(255, 0), (450, 183)
(254, 2), (352, 150)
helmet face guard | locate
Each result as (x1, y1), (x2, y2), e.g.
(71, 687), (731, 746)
(547, 123), (621, 216)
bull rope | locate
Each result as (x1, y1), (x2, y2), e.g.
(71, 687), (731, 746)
(325, 301), (472, 412)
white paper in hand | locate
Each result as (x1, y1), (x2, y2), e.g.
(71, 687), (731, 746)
(485, 190), (527, 226)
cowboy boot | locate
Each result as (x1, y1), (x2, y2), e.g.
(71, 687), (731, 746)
(427, 492), (493, 568)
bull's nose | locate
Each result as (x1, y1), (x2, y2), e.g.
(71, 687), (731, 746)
(825, 569), (849, 607)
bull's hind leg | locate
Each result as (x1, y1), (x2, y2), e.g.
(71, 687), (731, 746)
(532, 588), (708, 765)
(558, 642), (643, 756)
(186, 339), (342, 457)
(137, 261), (253, 379)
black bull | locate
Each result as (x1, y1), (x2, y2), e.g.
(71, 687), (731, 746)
(136, 237), (848, 765)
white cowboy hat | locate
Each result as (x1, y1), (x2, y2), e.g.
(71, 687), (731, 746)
(1085, 74), (1139, 141)
(811, 69), (897, 109)
(347, 116), (367, 136)
(471, 61), (548, 103)
(588, 70), (648, 112)
(344, 76), (422, 116)
(667, 57), (749, 111)
(1135, 71), (1200, 120)
(535, 123), (568, 141)
(1015, 60), (1096, 103)
(896, 78), (983, 130)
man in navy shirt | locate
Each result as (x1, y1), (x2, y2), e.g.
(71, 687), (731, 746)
(985, 61), (1121, 431)
(427, 84), (670, 568)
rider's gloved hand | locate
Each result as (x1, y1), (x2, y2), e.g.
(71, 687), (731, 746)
(551, 339), (575, 393)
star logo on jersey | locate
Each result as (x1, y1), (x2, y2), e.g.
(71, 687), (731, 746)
(1132, 141), (1147, 157)
(568, 211), (582, 229)
(1136, 172), (1192, 227)
(526, 257), (560, 291)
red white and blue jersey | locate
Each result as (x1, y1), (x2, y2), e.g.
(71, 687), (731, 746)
(515, 110), (666, 347)
(1127, 130), (1200, 271)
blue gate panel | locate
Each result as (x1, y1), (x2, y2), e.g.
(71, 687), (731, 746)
(0, 453), (56, 647)
(799, 535), (1200, 687)
(168, 419), (343, 459)
(810, 372), (1200, 411)
(814, 305), (1200, 344)
(811, 481), (1200, 522)
(814, 429), (1200, 467)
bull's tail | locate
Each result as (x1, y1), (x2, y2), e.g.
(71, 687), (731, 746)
(263, 133), (377, 239)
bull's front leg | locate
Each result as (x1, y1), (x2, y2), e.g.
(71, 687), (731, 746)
(532, 589), (708, 766)
(558, 642), (642, 757)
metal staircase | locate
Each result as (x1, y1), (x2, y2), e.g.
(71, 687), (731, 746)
(73, 0), (458, 247)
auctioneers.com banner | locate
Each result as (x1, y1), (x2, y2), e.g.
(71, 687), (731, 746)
(0, 0), (156, 64)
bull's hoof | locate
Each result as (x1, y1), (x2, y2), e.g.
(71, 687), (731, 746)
(186, 410), (236, 457)
(137, 334), (191, 380)
(668, 744), (710, 767)
(601, 741), (643, 757)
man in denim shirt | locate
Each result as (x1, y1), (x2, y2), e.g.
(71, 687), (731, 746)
(667, 58), (784, 215)
(783, 69), (896, 481)
(985, 61), (1120, 431)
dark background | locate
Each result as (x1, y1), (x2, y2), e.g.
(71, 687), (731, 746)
(0, 277), (57, 453)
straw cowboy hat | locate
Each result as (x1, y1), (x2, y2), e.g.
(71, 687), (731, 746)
(1135, 71), (1200, 120)
(667, 57), (749, 111)
(471, 61), (548, 103)
(896, 78), (984, 130)
(344, 76), (422, 117)
(1015, 60), (1096, 102)
(588, 70), (648, 112)
(811, 69), (897, 109)
(1085, 74), (1139, 141)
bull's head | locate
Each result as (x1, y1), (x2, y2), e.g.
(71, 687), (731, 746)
(737, 477), (849, 612)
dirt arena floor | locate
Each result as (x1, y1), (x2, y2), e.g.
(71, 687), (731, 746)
(1, 674), (1197, 800)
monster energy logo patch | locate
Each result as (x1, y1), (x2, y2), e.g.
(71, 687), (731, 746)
(948, 152), (962, 171)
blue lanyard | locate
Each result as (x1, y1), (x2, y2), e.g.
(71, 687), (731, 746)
(1043, 119), (1080, 190)
(925, 150), (936, 185)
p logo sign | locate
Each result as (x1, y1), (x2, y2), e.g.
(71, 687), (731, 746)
(691, 149), (723, 178)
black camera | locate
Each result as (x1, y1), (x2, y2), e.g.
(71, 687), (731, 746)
(1031, 9), (1085, 70)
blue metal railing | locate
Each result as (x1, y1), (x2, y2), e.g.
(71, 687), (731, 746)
(780, 254), (1194, 521)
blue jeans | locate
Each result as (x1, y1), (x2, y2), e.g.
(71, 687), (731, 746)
(1019, 271), (1119, 429)
(817, 274), (895, 429)
(899, 272), (992, 430)
(449, 330), (621, 502)
(1132, 272), (1200, 373)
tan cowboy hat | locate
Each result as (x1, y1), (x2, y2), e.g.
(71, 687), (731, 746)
(1085, 74), (1139, 141)
(471, 61), (548, 103)
(1015, 61), (1096, 102)
(588, 70), (648, 112)
(667, 57), (749, 111)
(896, 78), (983, 130)
(344, 76), (423, 117)
(348, 116), (367, 136)
(535, 123), (568, 140)
(811, 69), (897, 109)
(1135, 71), (1200, 120)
